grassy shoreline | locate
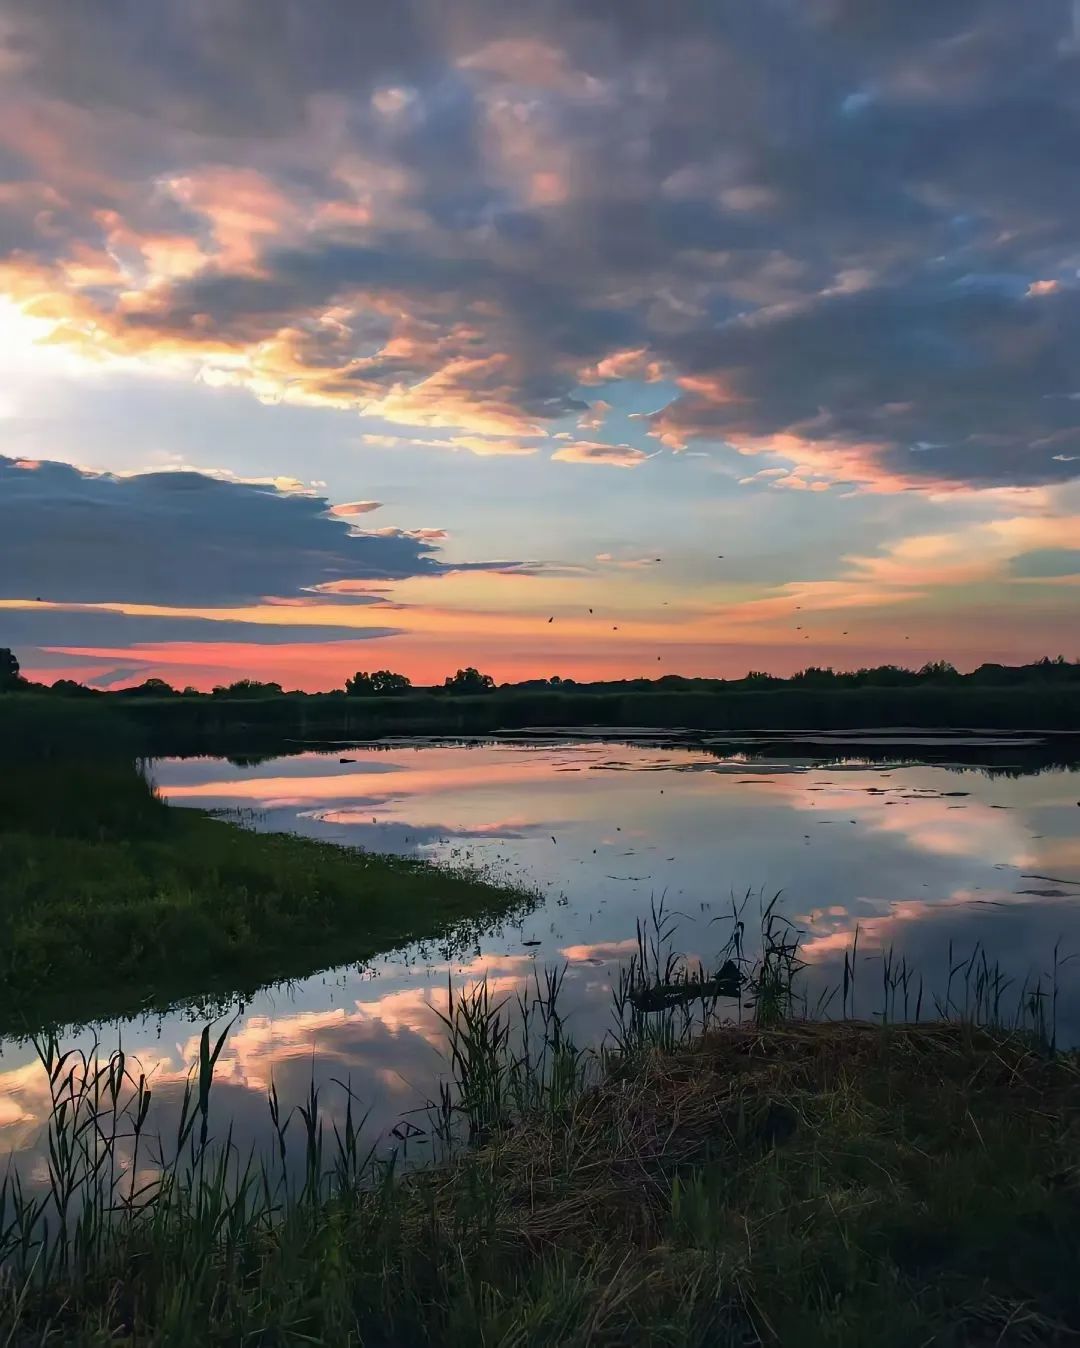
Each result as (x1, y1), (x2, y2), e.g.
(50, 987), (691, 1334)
(3, 1014), (1077, 1346)
(0, 757), (537, 1037)
(3, 703), (1078, 1341)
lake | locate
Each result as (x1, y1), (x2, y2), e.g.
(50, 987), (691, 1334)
(2, 732), (1079, 1173)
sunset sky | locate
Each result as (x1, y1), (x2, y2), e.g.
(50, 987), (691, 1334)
(2, 0), (1078, 690)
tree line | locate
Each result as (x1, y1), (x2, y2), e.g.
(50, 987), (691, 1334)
(1, 647), (1078, 700)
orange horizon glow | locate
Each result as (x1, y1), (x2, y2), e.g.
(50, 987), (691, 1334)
(22, 626), (1074, 693)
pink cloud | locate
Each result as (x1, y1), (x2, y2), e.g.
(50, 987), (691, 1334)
(161, 167), (301, 273)
(362, 431), (540, 457)
(551, 441), (653, 468)
(579, 348), (666, 385)
(458, 38), (603, 97)
(577, 399), (611, 431)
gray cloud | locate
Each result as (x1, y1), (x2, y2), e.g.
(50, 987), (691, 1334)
(649, 282), (1080, 488)
(1, 0), (1079, 487)
(0, 458), (520, 606)
(0, 607), (401, 649)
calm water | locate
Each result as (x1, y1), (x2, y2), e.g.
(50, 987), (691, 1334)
(2, 734), (1079, 1172)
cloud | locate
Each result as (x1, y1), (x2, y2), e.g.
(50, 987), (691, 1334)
(332, 500), (382, 516)
(360, 432), (539, 457)
(593, 553), (663, 570)
(551, 441), (653, 468)
(0, 456), (519, 606)
(0, 604), (399, 649)
(1, 1), (1079, 491)
(578, 350), (666, 385)
(647, 283), (1080, 490)
(577, 399), (611, 431)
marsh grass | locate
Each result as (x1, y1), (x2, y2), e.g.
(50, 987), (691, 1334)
(0, 757), (540, 1036)
(1, 907), (1078, 1346)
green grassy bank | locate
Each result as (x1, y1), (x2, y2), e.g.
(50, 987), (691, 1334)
(2, 1015), (1077, 1346)
(0, 742), (536, 1036)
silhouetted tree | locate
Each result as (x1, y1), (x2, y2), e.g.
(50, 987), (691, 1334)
(345, 670), (412, 696)
(211, 679), (284, 698)
(789, 666), (839, 688)
(851, 664), (919, 688)
(1027, 656), (1079, 683)
(918, 660), (960, 682)
(0, 648), (22, 692)
(51, 678), (94, 697)
(116, 677), (177, 697)
(443, 667), (495, 694)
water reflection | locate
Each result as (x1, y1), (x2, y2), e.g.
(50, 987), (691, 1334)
(2, 736), (1078, 1178)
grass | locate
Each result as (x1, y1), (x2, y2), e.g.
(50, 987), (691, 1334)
(0, 756), (538, 1036)
(0, 900), (1077, 1346)
(2, 727), (1077, 1341)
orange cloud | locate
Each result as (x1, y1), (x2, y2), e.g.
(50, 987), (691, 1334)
(162, 168), (303, 273)
(579, 348), (666, 384)
(551, 441), (653, 468)
(577, 399), (611, 431)
(444, 435), (540, 457)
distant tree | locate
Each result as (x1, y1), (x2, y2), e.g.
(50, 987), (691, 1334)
(918, 660), (960, 682)
(1027, 655), (1079, 683)
(345, 669), (413, 697)
(443, 667), (495, 694)
(117, 677), (177, 697)
(51, 678), (94, 697)
(743, 670), (780, 687)
(211, 679), (284, 699)
(0, 648), (22, 692)
(789, 666), (839, 688)
(967, 662), (1007, 685)
(852, 664), (919, 688)
(182, 685), (201, 696)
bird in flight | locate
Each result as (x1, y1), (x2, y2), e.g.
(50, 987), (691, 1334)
(548, 616), (554, 623)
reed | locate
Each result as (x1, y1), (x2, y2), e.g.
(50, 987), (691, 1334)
(1, 914), (1077, 1345)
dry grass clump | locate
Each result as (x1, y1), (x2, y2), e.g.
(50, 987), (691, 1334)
(7, 1018), (1074, 1345)
(390, 1022), (1080, 1345)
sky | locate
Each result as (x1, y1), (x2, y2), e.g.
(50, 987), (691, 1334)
(1, 0), (1079, 691)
